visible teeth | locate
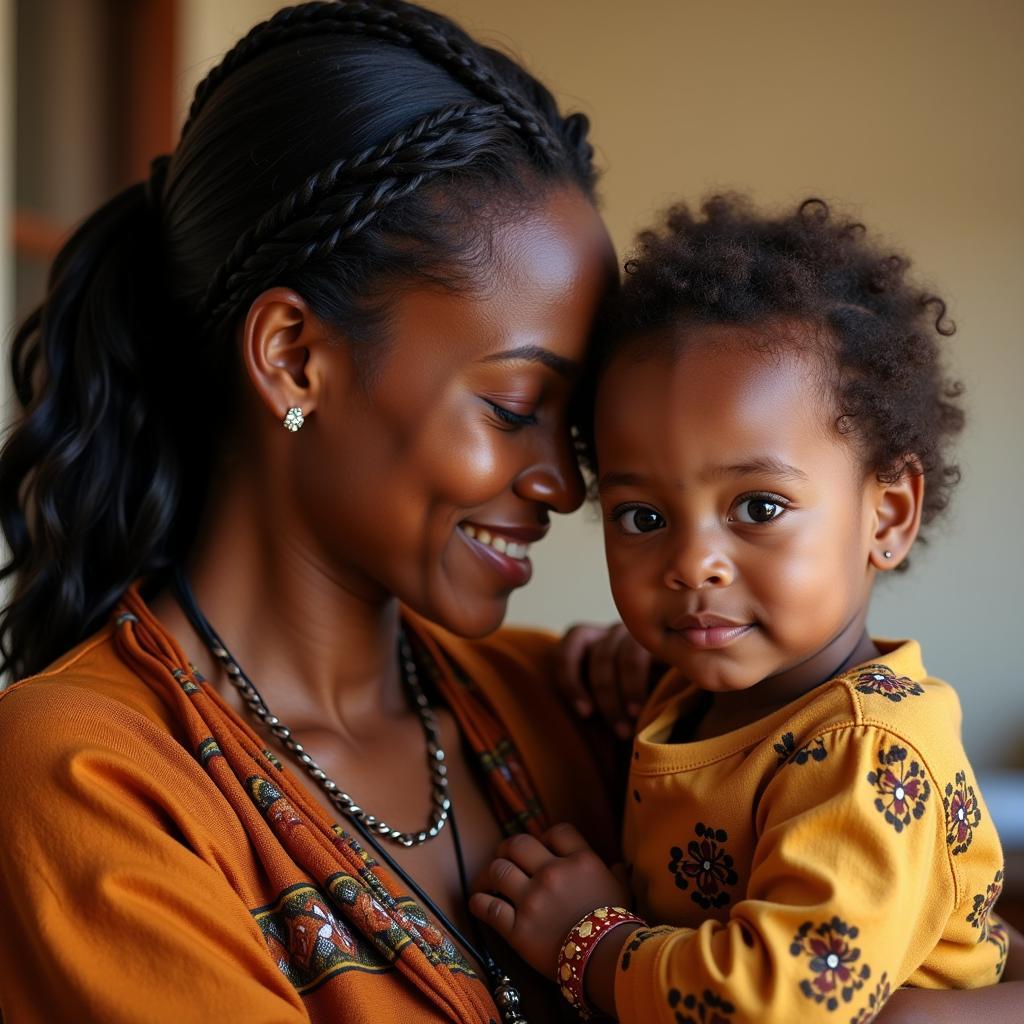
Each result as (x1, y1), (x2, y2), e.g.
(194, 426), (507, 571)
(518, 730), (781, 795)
(460, 525), (530, 562)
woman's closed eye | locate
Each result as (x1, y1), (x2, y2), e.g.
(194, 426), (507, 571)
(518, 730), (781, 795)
(729, 493), (790, 525)
(484, 399), (539, 430)
(609, 503), (666, 534)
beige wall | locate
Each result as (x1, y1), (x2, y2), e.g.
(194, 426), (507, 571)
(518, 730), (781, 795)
(178, 0), (1024, 769)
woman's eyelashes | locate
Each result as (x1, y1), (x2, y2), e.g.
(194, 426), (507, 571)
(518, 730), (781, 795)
(608, 492), (792, 534)
(484, 398), (539, 430)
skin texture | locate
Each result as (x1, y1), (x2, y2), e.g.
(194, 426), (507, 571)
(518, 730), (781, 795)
(596, 325), (922, 734)
(149, 185), (616, 987)
(471, 323), (935, 1017)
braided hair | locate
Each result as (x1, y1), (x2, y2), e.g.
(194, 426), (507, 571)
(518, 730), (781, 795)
(0, 0), (598, 678)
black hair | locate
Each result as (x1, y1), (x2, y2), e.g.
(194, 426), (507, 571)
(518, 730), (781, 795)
(579, 194), (965, 557)
(0, 0), (597, 679)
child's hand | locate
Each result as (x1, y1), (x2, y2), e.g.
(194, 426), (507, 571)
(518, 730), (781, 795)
(556, 622), (656, 738)
(468, 822), (630, 978)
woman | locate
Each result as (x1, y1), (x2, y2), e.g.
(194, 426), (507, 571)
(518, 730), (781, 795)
(0, 3), (1017, 1021)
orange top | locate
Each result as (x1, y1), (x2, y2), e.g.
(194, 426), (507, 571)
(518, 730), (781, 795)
(0, 590), (615, 1023)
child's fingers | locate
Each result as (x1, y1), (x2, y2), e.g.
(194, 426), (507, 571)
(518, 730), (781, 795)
(497, 832), (555, 874)
(587, 628), (630, 737)
(554, 623), (607, 718)
(485, 857), (532, 905)
(615, 630), (653, 719)
(468, 892), (516, 939)
(541, 822), (591, 857)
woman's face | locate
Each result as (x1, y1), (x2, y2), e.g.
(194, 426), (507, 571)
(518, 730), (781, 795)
(295, 186), (615, 636)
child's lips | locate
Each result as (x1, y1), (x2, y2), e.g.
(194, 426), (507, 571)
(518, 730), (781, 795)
(668, 614), (755, 650)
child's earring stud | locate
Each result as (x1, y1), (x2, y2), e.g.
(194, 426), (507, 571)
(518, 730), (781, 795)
(883, 550), (894, 560)
(283, 407), (305, 432)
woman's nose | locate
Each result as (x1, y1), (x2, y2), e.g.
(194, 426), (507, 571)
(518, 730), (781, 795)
(663, 530), (735, 590)
(513, 432), (586, 514)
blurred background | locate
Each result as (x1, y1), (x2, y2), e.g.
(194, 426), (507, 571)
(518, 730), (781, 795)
(1, 0), (1021, 903)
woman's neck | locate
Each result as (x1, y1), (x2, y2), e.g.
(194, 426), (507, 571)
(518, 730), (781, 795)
(150, 466), (409, 739)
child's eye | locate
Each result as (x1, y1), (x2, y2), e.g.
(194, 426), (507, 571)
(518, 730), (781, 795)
(610, 504), (666, 534)
(730, 494), (788, 524)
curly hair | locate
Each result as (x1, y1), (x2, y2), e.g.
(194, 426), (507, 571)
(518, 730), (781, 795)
(579, 194), (965, 551)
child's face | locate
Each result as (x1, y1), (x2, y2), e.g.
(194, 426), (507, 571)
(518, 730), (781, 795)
(595, 323), (882, 699)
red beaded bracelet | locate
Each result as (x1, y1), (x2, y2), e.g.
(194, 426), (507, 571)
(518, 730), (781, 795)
(555, 906), (645, 1019)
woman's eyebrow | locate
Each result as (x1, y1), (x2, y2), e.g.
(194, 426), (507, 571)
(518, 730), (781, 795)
(479, 345), (577, 377)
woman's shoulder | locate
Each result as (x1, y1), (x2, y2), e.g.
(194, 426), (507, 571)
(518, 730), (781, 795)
(0, 624), (183, 768)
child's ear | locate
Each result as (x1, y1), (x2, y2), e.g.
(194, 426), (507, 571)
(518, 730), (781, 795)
(868, 459), (925, 570)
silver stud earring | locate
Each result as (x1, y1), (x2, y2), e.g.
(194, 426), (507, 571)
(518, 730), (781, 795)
(883, 550), (894, 560)
(283, 407), (305, 432)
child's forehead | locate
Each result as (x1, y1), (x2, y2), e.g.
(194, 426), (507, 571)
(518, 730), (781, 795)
(616, 318), (832, 365)
(598, 320), (834, 405)
(593, 321), (850, 466)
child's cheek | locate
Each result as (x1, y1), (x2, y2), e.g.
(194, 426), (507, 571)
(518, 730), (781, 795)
(606, 545), (665, 655)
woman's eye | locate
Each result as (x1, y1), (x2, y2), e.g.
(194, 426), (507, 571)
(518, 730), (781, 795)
(486, 400), (538, 429)
(613, 505), (666, 534)
(731, 496), (787, 524)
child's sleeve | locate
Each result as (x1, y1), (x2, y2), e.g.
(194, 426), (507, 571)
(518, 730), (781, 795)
(613, 724), (990, 1023)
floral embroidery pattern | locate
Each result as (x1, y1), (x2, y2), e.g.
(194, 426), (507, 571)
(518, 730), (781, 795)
(967, 870), (1004, 940)
(774, 732), (828, 765)
(790, 917), (871, 1011)
(668, 987), (735, 1023)
(850, 664), (924, 703)
(620, 925), (675, 971)
(987, 918), (1009, 977)
(942, 771), (981, 855)
(867, 744), (930, 832)
(848, 972), (891, 1024)
(668, 823), (739, 910)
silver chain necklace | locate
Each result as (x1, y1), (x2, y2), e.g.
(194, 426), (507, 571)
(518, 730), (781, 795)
(206, 632), (451, 848)
(170, 568), (527, 1023)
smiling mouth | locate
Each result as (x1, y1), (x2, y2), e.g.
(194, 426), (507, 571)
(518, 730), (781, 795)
(459, 523), (532, 561)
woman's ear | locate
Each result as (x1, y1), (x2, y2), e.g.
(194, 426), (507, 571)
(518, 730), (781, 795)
(868, 460), (925, 570)
(240, 287), (334, 427)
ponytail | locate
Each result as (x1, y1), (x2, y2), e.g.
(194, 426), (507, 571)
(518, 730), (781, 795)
(0, 0), (597, 680)
(0, 182), (200, 678)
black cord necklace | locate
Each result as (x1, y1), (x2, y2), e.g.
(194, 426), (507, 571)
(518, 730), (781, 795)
(170, 567), (527, 1024)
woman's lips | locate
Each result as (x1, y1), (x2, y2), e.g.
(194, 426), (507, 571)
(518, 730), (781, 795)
(457, 522), (545, 588)
(668, 614), (755, 650)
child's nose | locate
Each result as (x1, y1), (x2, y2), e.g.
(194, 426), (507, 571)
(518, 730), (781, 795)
(663, 532), (735, 590)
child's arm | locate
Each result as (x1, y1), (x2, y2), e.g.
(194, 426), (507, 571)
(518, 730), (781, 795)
(877, 919), (1024, 1023)
(472, 725), (1004, 1022)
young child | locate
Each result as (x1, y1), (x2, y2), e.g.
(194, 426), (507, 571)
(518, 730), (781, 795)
(469, 196), (1007, 1021)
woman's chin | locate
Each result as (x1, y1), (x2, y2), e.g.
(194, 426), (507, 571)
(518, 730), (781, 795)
(408, 588), (511, 640)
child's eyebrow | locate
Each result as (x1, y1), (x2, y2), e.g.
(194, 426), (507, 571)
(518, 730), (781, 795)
(597, 458), (809, 492)
(711, 457), (810, 483)
(597, 470), (649, 491)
